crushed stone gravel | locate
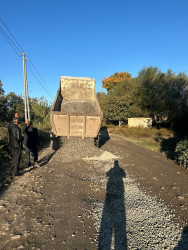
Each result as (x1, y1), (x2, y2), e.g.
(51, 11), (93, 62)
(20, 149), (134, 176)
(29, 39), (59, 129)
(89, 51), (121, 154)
(61, 100), (98, 114)
(89, 159), (185, 249)
(0, 138), (187, 249)
(52, 137), (103, 162)
(52, 138), (187, 249)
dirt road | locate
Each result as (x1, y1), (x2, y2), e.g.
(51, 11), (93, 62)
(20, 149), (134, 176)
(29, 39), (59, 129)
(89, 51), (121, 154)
(0, 131), (187, 249)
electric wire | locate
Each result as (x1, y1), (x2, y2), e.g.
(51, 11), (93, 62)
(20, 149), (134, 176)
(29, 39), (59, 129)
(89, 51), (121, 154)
(0, 17), (55, 100)
(0, 17), (24, 53)
(27, 63), (54, 100)
(0, 26), (21, 57)
(27, 58), (54, 95)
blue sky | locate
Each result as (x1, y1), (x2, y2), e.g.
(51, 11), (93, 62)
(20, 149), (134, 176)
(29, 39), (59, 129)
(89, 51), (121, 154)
(0, 0), (188, 104)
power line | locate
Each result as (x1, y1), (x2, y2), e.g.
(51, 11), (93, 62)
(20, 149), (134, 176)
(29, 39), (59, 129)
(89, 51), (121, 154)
(27, 58), (54, 95)
(0, 17), (55, 100)
(0, 26), (21, 57)
(27, 63), (54, 100)
(0, 17), (24, 53)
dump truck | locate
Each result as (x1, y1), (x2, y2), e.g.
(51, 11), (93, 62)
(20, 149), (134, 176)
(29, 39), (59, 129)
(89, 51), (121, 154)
(50, 76), (103, 148)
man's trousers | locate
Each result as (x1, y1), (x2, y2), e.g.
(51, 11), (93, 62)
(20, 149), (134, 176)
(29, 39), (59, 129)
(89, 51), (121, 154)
(11, 147), (21, 176)
(25, 146), (31, 165)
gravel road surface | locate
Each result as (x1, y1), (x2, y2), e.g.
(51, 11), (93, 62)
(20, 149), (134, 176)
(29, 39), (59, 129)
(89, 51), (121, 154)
(0, 131), (187, 249)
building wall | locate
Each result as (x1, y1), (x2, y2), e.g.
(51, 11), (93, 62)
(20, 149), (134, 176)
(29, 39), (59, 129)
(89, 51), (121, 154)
(128, 118), (152, 128)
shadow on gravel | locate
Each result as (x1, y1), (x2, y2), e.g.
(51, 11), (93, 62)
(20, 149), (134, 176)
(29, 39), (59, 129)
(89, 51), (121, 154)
(174, 226), (188, 249)
(0, 146), (54, 197)
(99, 128), (110, 148)
(17, 152), (55, 177)
(38, 152), (55, 167)
(98, 160), (127, 249)
(0, 179), (12, 199)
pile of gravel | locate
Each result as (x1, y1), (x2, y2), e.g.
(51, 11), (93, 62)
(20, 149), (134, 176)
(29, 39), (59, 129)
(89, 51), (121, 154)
(61, 100), (98, 114)
(89, 160), (185, 249)
(51, 137), (103, 162)
(51, 138), (187, 249)
(83, 151), (119, 162)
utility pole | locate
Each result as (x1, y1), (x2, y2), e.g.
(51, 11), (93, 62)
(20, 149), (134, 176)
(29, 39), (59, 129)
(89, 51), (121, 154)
(22, 53), (30, 122)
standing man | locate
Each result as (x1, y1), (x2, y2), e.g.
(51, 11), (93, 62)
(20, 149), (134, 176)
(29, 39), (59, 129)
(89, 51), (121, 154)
(25, 121), (40, 167)
(9, 113), (19, 125)
(22, 119), (31, 166)
(8, 117), (22, 176)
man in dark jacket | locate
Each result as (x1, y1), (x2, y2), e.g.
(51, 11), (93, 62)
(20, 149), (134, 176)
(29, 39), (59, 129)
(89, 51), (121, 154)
(24, 121), (40, 167)
(8, 117), (22, 176)
(22, 120), (31, 166)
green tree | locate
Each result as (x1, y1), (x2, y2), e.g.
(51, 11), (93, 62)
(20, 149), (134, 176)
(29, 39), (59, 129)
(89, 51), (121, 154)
(5, 92), (25, 122)
(30, 97), (51, 127)
(100, 94), (132, 126)
(110, 78), (147, 118)
(163, 70), (188, 129)
(96, 91), (106, 102)
(110, 78), (138, 98)
(136, 67), (166, 117)
(136, 67), (188, 129)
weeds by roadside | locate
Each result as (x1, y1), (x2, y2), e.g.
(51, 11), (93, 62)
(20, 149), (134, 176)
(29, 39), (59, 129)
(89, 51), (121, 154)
(103, 124), (187, 169)
(104, 124), (174, 152)
(103, 124), (173, 138)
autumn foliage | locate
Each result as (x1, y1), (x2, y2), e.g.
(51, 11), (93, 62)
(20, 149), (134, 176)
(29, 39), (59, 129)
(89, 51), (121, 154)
(102, 72), (132, 91)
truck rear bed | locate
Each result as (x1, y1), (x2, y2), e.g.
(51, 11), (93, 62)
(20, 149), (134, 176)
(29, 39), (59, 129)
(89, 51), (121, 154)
(50, 76), (103, 138)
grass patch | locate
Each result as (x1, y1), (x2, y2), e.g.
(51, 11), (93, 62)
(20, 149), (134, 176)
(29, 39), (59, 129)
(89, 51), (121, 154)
(105, 125), (174, 153)
(106, 124), (173, 138)
(132, 139), (160, 152)
(105, 124), (187, 168)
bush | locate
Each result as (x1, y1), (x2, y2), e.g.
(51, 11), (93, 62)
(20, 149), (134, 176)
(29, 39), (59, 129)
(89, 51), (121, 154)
(0, 126), (10, 162)
(0, 127), (8, 145)
(175, 138), (188, 168)
(0, 127), (12, 188)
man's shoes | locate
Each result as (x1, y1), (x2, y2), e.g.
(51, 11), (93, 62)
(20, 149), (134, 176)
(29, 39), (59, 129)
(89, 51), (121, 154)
(34, 161), (40, 167)
(28, 162), (31, 167)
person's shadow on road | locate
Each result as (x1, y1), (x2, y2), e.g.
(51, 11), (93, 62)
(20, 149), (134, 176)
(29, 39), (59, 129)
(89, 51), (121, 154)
(98, 160), (127, 249)
(174, 226), (188, 249)
(99, 127), (110, 148)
